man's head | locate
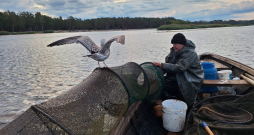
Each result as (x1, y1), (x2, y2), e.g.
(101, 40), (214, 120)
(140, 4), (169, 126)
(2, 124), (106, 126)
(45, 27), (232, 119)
(171, 33), (186, 52)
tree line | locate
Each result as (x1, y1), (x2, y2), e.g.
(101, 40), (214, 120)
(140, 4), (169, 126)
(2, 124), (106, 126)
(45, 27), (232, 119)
(1, 10), (254, 32)
(0, 10), (176, 32)
(193, 20), (254, 25)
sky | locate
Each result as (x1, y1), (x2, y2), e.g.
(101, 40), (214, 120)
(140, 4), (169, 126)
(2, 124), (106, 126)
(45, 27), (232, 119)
(1, 0), (254, 22)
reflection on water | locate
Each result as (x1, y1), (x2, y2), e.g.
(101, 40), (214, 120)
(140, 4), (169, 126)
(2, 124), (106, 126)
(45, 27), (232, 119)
(0, 26), (254, 128)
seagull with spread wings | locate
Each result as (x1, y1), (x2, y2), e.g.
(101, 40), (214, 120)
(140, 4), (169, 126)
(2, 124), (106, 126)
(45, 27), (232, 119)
(47, 35), (125, 67)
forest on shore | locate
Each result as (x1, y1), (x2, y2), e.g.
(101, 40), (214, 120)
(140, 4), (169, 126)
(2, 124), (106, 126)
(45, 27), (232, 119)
(1, 10), (254, 34)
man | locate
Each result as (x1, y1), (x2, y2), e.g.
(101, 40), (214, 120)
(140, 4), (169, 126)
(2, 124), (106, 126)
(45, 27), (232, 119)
(153, 33), (204, 107)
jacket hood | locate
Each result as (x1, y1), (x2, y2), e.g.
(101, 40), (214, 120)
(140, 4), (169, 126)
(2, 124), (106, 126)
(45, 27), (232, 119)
(182, 39), (195, 50)
(174, 39), (195, 55)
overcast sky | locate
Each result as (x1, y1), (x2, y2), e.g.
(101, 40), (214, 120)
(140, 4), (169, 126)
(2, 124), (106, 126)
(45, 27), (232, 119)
(1, 0), (254, 21)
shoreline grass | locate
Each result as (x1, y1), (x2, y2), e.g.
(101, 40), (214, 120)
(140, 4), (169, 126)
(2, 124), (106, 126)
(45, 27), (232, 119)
(0, 31), (11, 35)
(157, 24), (246, 30)
(0, 31), (37, 35)
(0, 30), (55, 35)
(43, 30), (54, 33)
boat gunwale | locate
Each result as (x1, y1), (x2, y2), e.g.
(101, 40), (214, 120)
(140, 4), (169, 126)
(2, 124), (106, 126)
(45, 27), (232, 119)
(200, 52), (254, 76)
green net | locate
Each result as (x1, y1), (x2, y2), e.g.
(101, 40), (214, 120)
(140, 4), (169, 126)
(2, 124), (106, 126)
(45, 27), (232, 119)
(140, 62), (164, 103)
(0, 62), (164, 135)
(110, 62), (150, 105)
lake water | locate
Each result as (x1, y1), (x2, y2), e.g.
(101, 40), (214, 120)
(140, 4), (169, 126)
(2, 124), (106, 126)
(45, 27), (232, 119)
(1, 26), (254, 129)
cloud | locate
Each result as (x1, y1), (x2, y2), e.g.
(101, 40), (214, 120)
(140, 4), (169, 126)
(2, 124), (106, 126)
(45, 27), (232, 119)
(231, 11), (254, 20)
(211, 5), (221, 10)
(0, 0), (254, 21)
(33, 4), (46, 9)
(48, 1), (66, 8)
(207, 1), (254, 20)
(114, 0), (127, 3)
(171, 0), (254, 21)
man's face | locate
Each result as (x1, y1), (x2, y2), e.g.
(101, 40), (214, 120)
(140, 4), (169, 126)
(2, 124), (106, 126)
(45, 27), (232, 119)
(173, 43), (184, 52)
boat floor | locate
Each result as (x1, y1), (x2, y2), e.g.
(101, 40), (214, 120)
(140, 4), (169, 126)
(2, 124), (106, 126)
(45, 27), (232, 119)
(124, 100), (169, 135)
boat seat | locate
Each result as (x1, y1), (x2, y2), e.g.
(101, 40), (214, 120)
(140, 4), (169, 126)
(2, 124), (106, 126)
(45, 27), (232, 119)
(202, 80), (251, 87)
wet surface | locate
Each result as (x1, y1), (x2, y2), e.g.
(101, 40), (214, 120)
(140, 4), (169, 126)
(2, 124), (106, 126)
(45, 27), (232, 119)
(0, 26), (254, 128)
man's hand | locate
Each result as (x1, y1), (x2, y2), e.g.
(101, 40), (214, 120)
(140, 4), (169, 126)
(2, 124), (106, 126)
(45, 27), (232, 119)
(153, 62), (162, 68)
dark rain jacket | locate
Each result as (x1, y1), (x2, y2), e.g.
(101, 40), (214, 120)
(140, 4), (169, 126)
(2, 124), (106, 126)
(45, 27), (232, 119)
(161, 39), (204, 106)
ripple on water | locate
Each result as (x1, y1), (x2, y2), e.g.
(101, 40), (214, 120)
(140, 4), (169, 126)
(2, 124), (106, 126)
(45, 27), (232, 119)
(0, 27), (254, 129)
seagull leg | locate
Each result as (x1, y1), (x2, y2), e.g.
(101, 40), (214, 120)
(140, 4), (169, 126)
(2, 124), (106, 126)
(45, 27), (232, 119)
(103, 61), (109, 68)
(98, 61), (102, 68)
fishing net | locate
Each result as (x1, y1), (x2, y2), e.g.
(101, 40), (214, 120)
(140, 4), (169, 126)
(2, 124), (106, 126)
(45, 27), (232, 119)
(110, 62), (149, 105)
(140, 62), (164, 103)
(197, 104), (253, 124)
(0, 62), (164, 135)
(123, 62), (166, 135)
(184, 92), (254, 135)
(130, 100), (168, 135)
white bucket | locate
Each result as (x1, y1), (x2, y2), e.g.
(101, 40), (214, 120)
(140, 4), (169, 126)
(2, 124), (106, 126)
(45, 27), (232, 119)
(217, 70), (232, 80)
(162, 99), (187, 132)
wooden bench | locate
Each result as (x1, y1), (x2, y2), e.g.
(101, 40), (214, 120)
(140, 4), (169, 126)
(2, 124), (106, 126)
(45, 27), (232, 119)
(202, 80), (252, 87)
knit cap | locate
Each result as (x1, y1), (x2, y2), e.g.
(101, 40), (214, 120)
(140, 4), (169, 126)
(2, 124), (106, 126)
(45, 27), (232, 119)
(171, 33), (186, 45)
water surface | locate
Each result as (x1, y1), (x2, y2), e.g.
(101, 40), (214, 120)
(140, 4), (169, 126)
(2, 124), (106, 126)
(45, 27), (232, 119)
(0, 26), (254, 128)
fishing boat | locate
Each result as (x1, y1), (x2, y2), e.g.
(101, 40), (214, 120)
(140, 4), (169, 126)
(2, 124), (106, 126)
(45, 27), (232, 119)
(1, 52), (254, 135)
(109, 52), (254, 135)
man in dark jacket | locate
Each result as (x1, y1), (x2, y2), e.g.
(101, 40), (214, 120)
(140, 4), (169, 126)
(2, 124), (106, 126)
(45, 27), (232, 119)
(153, 33), (204, 107)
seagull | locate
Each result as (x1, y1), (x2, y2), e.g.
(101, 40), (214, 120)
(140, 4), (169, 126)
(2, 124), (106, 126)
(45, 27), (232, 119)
(47, 35), (125, 67)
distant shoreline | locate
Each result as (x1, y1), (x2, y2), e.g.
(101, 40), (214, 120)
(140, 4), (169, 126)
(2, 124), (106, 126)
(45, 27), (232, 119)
(157, 24), (250, 30)
(0, 28), (158, 36)
(1, 25), (252, 36)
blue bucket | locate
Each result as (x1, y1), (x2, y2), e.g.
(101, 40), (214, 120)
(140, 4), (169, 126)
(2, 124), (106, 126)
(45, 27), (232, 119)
(200, 62), (218, 93)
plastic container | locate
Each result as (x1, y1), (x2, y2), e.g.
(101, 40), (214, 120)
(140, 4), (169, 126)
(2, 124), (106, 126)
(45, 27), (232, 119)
(153, 105), (162, 117)
(201, 62), (218, 79)
(233, 77), (240, 80)
(162, 99), (187, 132)
(200, 62), (218, 93)
(217, 70), (232, 80)
(217, 70), (235, 95)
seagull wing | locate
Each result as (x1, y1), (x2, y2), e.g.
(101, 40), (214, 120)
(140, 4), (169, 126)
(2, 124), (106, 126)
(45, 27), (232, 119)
(47, 36), (100, 54)
(99, 35), (125, 54)
(47, 36), (82, 47)
(76, 36), (100, 53)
